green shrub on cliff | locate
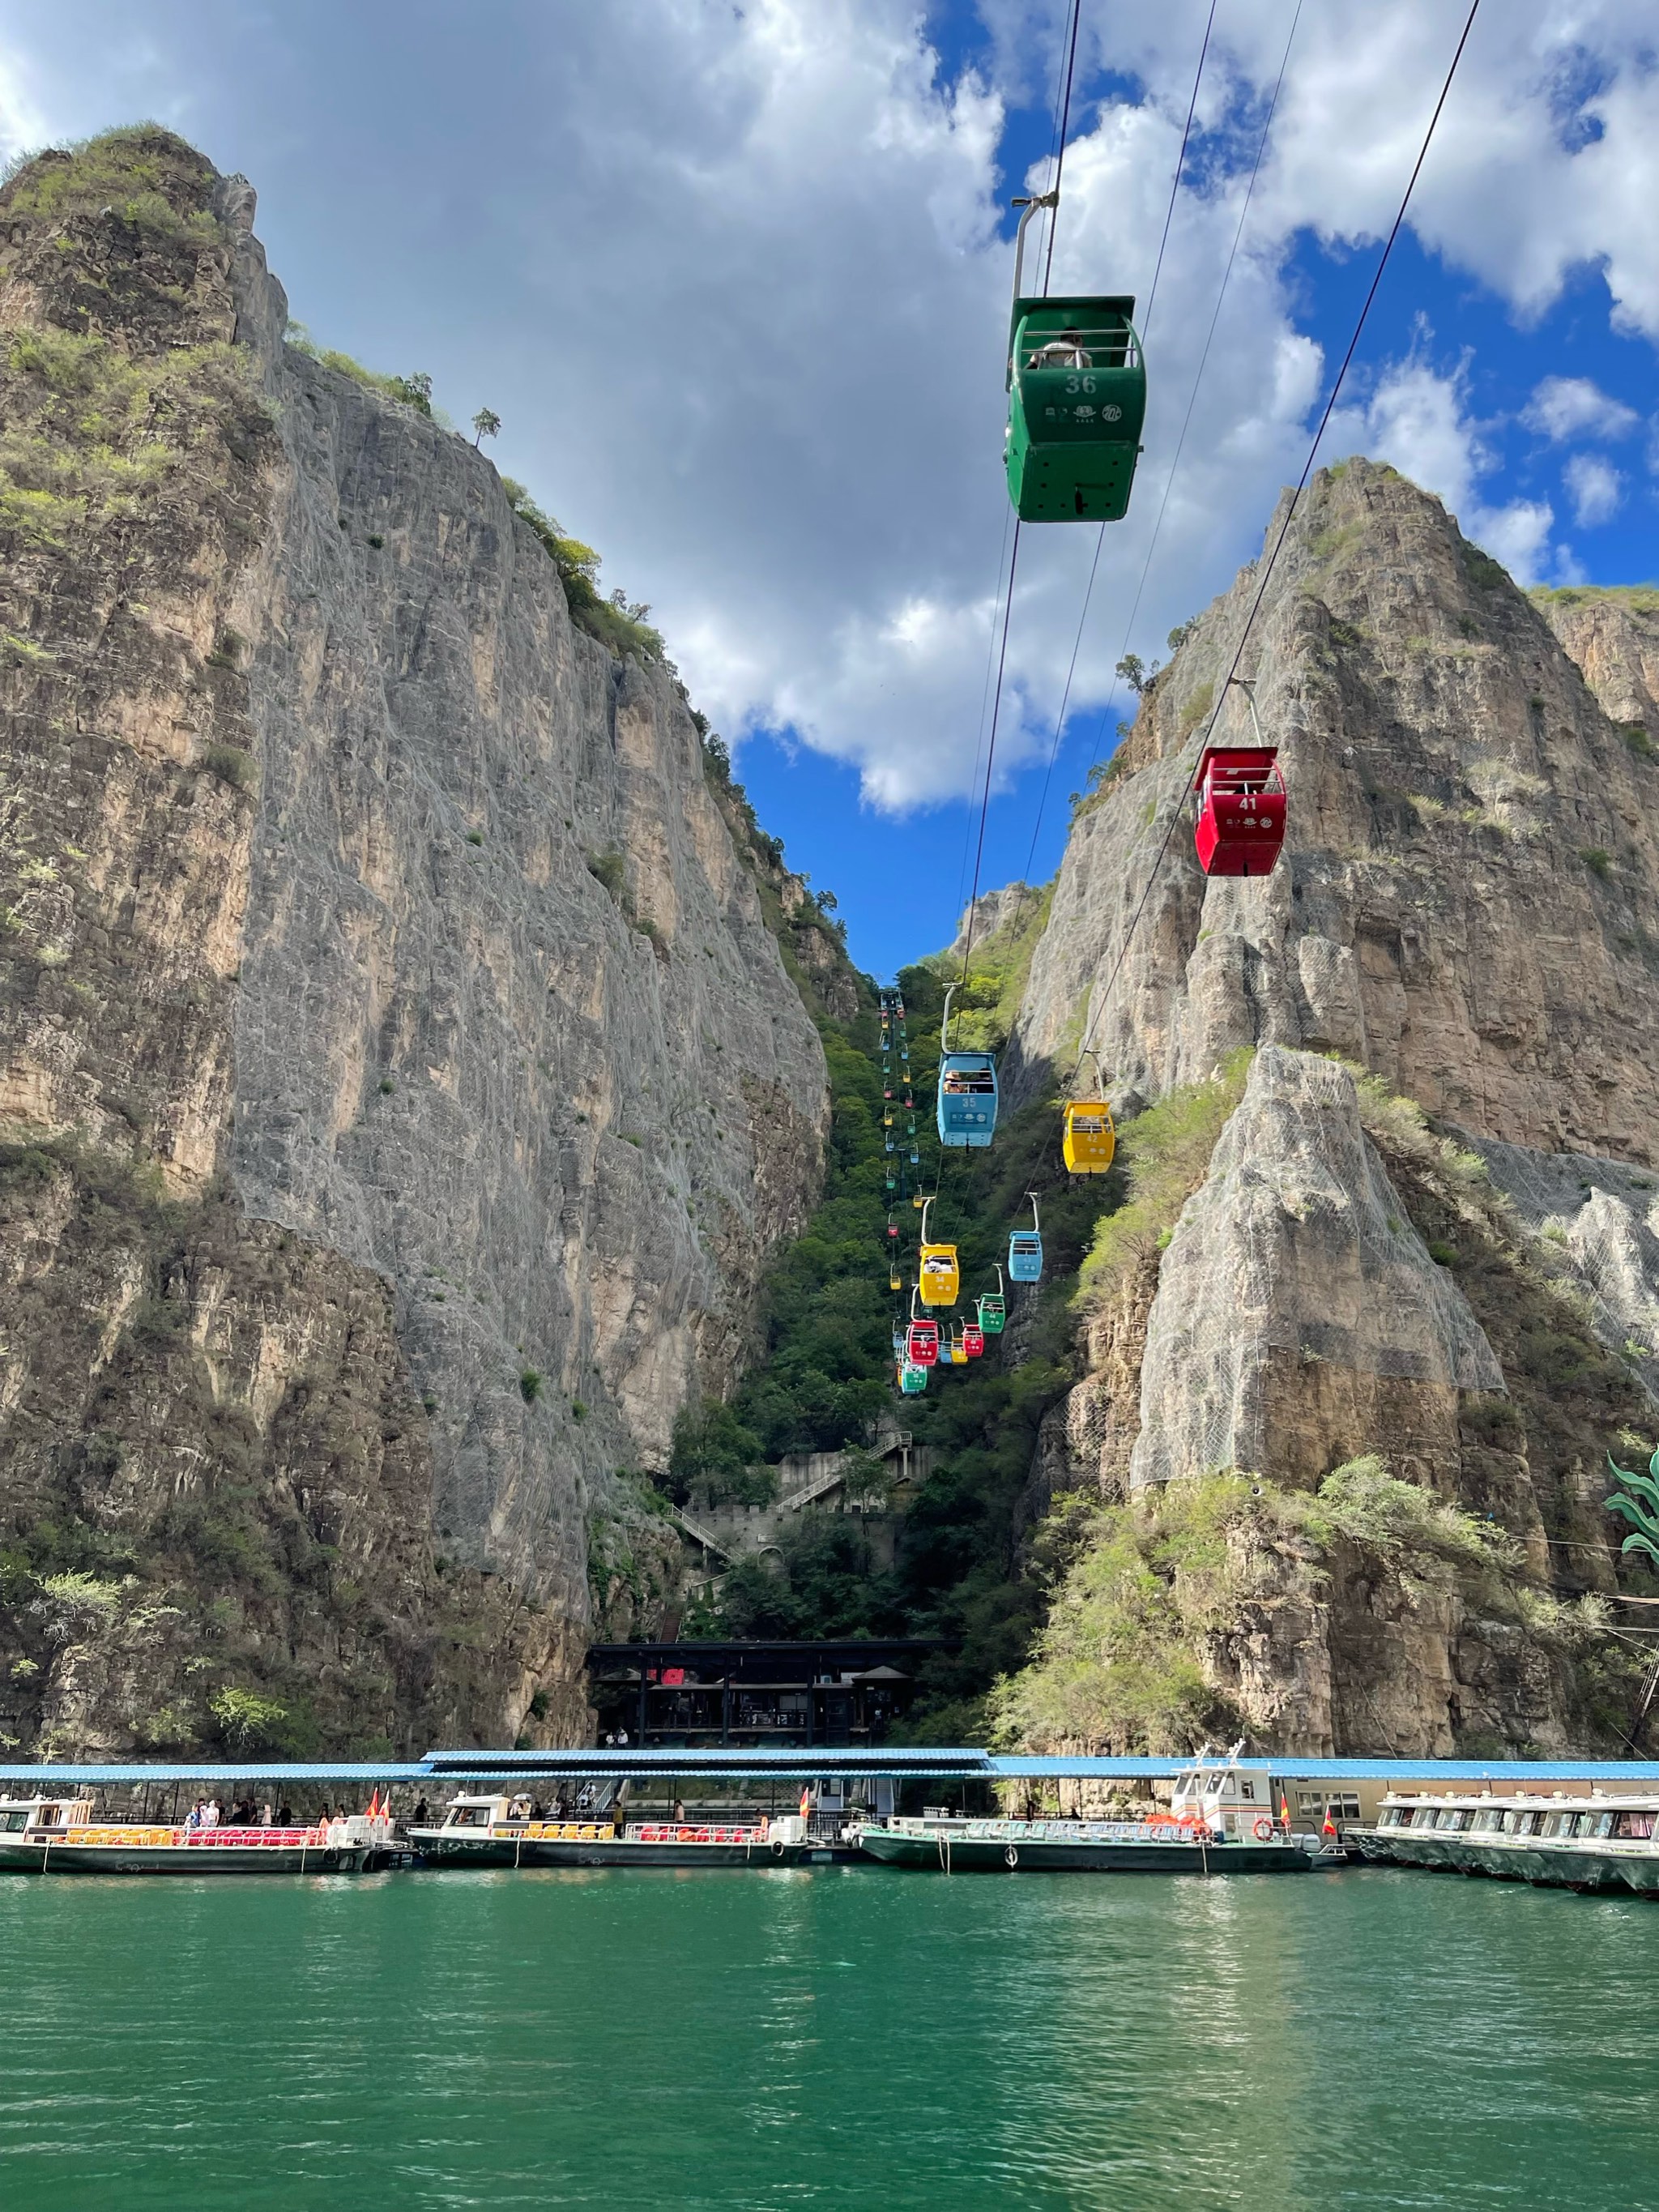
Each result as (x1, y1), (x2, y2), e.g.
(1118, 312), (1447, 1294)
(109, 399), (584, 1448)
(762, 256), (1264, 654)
(499, 479), (667, 664)
(992, 1458), (1637, 1756)
(1077, 1050), (1253, 1307)
(1, 124), (221, 243)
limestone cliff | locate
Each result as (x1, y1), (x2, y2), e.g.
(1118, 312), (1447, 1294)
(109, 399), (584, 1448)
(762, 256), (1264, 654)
(0, 130), (827, 1757)
(998, 461), (1659, 1757)
(1012, 460), (1659, 1162)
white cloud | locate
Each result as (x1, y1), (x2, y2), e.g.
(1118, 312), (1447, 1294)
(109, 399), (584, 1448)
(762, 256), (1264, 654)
(0, 48), (49, 168)
(1522, 374), (1640, 443)
(2, 0), (1657, 809)
(1321, 351), (1556, 583)
(1563, 451), (1623, 527)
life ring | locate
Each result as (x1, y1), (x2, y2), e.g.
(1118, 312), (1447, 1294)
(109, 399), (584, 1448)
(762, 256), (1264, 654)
(1252, 1817), (1273, 1840)
(1004, 1844), (1019, 1868)
(770, 1839), (786, 1860)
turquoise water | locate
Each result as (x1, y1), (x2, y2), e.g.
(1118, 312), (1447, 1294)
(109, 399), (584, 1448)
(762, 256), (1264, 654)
(1, 1864), (1653, 2209)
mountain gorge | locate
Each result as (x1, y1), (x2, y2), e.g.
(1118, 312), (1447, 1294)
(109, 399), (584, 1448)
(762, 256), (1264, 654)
(0, 130), (832, 1757)
(3, 129), (1657, 1768)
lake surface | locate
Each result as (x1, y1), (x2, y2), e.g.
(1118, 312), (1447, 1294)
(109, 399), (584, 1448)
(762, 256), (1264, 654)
(1, 1862), (1653, 2209)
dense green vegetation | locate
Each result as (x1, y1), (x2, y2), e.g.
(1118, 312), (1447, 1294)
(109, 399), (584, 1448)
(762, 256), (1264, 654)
(672, 929), (1125, 1736)
(991, 1458), (1644, 1757)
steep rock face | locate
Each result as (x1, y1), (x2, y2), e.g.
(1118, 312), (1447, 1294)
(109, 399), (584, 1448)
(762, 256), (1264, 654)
(1032, 1042), (1657, 1755)
(0, 131), (826, 1754)
(1012, 461), (1659, 1164)
(1129, 1049), (1504, 1492)
(1469, 1136), (1659, 1409)
(227, 215), (825, 1596)
(1537, 586), (1659, 737)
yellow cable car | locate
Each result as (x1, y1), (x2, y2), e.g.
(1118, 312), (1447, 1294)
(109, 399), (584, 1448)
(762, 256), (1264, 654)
(917, 1196), (960, 1309)
(948, 1328), (970, 1366)
(1062, 1057), (1116, 1174)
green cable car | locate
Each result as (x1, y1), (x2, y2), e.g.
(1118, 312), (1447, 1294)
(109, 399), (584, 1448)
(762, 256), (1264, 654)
(977, 1266), (1008, 1336)
(1005, 191), (1145, 524)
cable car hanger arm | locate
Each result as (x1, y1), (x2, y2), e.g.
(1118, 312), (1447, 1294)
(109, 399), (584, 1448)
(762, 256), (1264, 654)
(1009, 191), (1060, 382)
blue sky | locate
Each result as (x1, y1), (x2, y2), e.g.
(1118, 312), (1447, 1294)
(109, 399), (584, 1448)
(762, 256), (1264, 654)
(2, 1), (1656, 979)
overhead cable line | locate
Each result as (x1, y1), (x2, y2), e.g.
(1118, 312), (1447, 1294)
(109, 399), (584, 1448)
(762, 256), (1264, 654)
(956, 0), (1084, 992)
(952, 502), (1017, 933)
(947, 1), (1081, 969)
(1007, 0), (1222, 925)
(1075, 0), (1303, 798)
(1072, 0), (1482, 1077)
(1039, 0), (1087, 293)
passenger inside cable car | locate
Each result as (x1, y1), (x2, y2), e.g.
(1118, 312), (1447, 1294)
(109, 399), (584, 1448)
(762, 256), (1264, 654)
(1004, 198), (1145, 526)
(936, 982), (999, 1147)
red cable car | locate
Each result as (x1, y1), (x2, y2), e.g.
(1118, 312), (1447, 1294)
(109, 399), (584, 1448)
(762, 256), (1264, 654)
(962, 1323), (985, 1358)
(906, 1317), (940, 1367)
(1193, 745), (1286, 876)
(1193, 680), (1286, 878)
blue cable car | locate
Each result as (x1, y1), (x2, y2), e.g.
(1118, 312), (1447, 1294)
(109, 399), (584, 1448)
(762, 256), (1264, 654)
(1008, 1191), (1043, 1283)
(936, 985), (999, 1150)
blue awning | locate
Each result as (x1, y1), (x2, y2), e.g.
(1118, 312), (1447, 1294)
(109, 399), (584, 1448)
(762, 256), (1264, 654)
(2, 1749), (1657, 1789)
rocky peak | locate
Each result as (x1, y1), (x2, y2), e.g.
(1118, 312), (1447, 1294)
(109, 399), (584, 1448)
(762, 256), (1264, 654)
(1012, 458), (1659, 1162)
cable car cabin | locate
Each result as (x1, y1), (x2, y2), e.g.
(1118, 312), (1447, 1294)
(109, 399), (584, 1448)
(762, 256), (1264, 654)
(899, 1362), (928, 1395)
(1006, 297), (1145, 524)
(1008, 1229), (1043, 1284)
(937, 1053), (999, 1148)
(962, 1323), (985, 1359)
(889, 1262), (903, 1292)
(883, 1109), (894, 1128)
(1063, 1100), (1116, 1174)
(906, 1318), (940, 1367)
(1193, 745), (1286, 878)
(948, 1331), (970, 1367)
(977, 1292), (1006, 1335)
(919, 1244), (960, 1307)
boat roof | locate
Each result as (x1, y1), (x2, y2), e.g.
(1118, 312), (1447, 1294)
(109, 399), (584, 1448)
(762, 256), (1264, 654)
(3, 1749), (1658, 1787)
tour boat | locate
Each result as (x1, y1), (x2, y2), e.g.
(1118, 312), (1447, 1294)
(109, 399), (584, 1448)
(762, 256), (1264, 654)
(0, 1794), (393, 1875)
(855, 1747), (1316, 1873)
(1354, 1790), (1659, 1894)
(410, 1795), (824, 1867)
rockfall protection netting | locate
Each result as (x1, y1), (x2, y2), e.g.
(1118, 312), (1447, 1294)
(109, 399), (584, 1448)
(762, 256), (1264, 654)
(1471, 1134), (1659, 1411)
(1128, 1048), (1504, 1488)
